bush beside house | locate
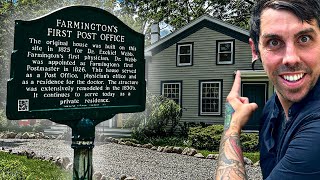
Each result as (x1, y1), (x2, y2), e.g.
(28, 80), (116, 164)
(123, 92), (182, 139)
(122, 93), (259, 153)
(188, 125), (259, 152)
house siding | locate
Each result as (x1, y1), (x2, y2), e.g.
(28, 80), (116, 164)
(147, 27), (254, 124)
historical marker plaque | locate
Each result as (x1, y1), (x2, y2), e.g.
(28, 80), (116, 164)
(6, 6), (146, 121)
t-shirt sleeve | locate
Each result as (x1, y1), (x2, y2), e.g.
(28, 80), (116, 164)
(266, 119), (320, 179)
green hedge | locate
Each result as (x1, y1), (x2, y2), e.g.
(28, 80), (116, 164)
(188, 125), (259, 152)
(240, 133), (259, 152)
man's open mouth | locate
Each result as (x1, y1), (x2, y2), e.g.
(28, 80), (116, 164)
(282, 73), (305, 82)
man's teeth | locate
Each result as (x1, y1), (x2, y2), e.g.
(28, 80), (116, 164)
(283, 73), (304, 82)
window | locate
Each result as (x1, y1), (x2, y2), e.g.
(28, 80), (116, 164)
(161, 81), (182, 105)
(216, 40), (235, 65)
(176, 43), (193, 66)
(199, 80), (222, 115)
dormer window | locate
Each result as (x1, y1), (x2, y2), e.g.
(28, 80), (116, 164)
(176, 43), (193, 66)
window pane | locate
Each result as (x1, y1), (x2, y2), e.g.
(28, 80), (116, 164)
(201, 82), (220, 114)
(177, 44), (192, 66)
(202, 99), (219, 112)
(180, 46), (190, 54)
(217, 41), (234, 65)
(179, 55), (191, 64)
(219, 53), (231, 62)
(163, 83), (181, 105)
(219, 43), (231, 52)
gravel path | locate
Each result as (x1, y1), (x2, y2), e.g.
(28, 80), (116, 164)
(0, 139), (262, 179)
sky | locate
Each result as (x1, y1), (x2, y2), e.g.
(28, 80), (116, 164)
(159, 21), (173, 37)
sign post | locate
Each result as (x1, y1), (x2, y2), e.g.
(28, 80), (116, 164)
(71, 118), (95, 179)
(6, 6), (145, 179)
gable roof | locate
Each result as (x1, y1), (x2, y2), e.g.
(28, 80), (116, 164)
(145, 15), (250, 57)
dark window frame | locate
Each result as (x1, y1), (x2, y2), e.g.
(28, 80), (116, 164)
(176, 42), (194, 67)
(198, 79), (223, 116)
(160, 80), (183, 106)
(216, 39), (235, 65)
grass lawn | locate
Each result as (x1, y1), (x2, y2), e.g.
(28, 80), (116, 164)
(243, 152), (260, 163)
(198, 150), (260, 163)
(0, 151), (72, 179)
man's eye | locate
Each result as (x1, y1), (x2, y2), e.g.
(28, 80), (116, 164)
(299, 35), (311, 43)
(266, 39), (282, 50)
(269, 39), (280, 47)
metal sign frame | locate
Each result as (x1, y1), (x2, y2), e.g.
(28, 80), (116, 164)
(6, 6), (146, 180)
(6, 5), (146, 123)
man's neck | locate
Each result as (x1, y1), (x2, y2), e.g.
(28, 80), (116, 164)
(276, 93), (293, 120)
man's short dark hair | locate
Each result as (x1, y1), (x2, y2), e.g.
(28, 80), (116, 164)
(249, 0), (320, 55)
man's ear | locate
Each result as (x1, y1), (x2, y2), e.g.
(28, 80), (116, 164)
(249, 38), (259, 62)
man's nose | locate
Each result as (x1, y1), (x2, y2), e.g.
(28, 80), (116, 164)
(282, 43), (301, 65)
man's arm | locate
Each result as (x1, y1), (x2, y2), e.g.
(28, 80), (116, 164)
(216, 122), (247, 179)
(215, 71), (258, 180)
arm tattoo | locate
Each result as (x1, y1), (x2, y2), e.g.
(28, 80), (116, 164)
(216, 103), (247, 180)
(224, 103), (234, 130)
(216, 132), (247, 180)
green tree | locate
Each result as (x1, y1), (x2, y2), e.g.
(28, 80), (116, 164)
(223, 0), (253, 30)
(120, 0), (253, 31)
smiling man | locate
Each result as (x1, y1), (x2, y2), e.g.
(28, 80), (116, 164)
(216, 0), (320, 179)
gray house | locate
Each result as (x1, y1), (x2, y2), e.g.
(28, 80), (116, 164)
(144, 15), (274, 130)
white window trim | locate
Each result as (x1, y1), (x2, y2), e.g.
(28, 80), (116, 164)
(177, 43), (193, 66)
(162, 82), (182, 105)
(217, 41), (234, 65)
(200, 81), (222, 115)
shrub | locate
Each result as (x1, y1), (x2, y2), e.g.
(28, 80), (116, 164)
(124, 92), (182, 141)
(122, 91), (157, 129)
(142, 96), (181, 135)
(178, 121), (210, 137)
(241, 133), (259, 152)
(188, 125), (224, 151)
(122, 111), (146, 129)
(188, 125), (259, 152)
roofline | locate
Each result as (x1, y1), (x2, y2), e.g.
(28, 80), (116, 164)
(145, 15), (249, 55)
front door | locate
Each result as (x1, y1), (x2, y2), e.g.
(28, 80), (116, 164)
(242, 83), (268, 130)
